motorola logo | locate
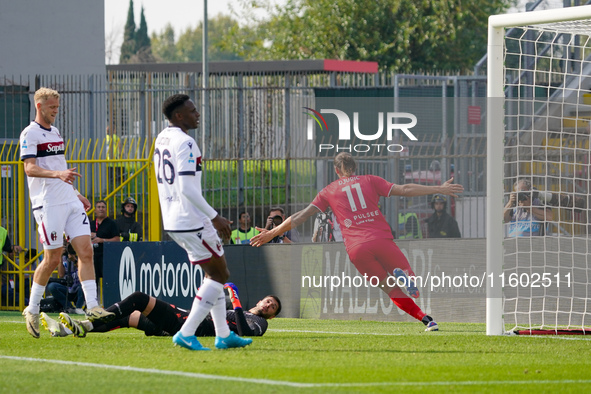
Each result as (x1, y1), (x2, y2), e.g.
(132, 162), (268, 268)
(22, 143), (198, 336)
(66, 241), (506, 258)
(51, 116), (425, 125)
(119, 246), (136, 300)
(116, 245), (204, 299)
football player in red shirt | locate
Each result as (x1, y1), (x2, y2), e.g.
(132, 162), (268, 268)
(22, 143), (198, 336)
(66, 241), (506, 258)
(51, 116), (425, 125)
(251, 152), (463, 331)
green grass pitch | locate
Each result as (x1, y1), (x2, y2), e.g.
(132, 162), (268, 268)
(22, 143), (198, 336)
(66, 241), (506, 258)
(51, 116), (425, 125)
(1, 312), (590, 393)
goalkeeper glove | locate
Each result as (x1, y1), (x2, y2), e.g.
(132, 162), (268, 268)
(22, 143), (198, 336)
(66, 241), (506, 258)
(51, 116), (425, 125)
(224, 282), (242, 309)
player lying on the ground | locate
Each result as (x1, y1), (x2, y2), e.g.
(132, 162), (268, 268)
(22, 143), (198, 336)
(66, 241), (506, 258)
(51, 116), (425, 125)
(40, 283), (281, 339)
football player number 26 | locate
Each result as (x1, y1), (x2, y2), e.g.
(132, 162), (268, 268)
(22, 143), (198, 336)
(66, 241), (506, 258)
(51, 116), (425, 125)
(154, 148), (175, 184)
(342, 184), (367, 212)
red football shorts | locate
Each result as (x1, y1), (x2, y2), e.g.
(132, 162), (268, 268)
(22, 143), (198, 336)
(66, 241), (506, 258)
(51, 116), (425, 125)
(347, 238), (414, 282)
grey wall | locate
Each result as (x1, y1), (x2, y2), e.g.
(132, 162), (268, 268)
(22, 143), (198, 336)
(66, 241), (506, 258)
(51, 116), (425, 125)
(0, 0), (105, 76)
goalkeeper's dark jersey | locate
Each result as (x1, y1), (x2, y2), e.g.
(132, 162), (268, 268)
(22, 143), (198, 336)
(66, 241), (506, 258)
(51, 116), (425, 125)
(148, 297), (268, 337)
(196, 309), (268, 337)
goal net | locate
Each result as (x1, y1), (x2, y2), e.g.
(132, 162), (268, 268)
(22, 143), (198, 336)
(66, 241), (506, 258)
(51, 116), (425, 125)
(487, 6), (591, 335)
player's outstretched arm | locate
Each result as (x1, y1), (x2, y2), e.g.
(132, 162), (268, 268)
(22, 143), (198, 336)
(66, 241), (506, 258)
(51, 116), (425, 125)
(389, 177), (464, 198)
(250, 218), (292, 247)
(224, 282), (242, 309)
(223, 282), (260, 336)
(250, 204), (320, 247)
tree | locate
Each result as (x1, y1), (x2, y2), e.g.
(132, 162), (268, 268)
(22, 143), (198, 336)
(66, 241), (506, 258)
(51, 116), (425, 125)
(176, 26), (203, 62)
(207, 15), (243, 61)
(119, 1), (155, 64)
(135, 6), (150, 51)
(151, 24), (179, 63)
(131, 6), (155, 63)
(152, 15), (243, 63)
(134, 7), (154, 62)
(119, 0), (136, 64)
(230, 0), (515, 72)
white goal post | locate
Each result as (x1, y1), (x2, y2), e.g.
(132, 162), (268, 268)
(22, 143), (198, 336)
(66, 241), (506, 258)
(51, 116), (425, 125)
(487, 5), (591, 335)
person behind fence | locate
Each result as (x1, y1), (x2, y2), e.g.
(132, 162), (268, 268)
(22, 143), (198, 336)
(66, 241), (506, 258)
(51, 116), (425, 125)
(116, 197), (142, 242)
(230, 211), (259, 245)
(252, 152), (465, 332)
(0, 225), (25, 306)
(397, 206), (423, 239)
(264, 207), (299, 243)
(312, 209), (335, 243)
(503, 178), (553, 237)
(90, 200), (120, 281)
(44, 243), (85, 314)
(40, 283), (281, 339)
(19, 87), (114, 338)
(424, 194), (461, 238)
(0, 225), (24, 262)
(3, 249), (38, 308)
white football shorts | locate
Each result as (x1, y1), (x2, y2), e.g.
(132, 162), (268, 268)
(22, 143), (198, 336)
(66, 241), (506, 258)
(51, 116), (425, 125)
(167, 225), (224, 264)
(33, 200), (91, 250)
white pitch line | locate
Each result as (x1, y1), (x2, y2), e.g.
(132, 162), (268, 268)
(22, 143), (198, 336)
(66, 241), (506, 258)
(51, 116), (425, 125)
(268, 329), (402, 336)
(0, 355), (311, 387)
(1, 355), (590, 388)
(315, 379), (591, 387)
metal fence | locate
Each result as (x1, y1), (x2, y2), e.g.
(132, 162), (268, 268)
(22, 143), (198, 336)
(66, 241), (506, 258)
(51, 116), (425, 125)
(1, 68), (487, 242)
(0, 67), (488, 310)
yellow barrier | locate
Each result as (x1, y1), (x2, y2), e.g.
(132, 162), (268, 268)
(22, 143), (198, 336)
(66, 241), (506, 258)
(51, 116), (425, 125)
(0, 138), (159, 311)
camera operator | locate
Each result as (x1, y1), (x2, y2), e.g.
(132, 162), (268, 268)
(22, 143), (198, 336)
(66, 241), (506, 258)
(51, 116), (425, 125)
(504, 178), (553, 237)
(264, 207), (299, 243)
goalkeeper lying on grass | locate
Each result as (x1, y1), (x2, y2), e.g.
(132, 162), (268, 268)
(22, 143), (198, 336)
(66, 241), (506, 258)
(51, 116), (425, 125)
(40, 283), (281, 338)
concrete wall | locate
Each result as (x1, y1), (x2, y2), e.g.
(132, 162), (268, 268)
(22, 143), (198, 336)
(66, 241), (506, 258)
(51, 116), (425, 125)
(0, 0), (105, 76)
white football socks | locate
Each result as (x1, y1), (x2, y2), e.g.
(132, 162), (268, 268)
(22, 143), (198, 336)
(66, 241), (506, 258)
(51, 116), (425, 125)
(210, 293), (230, 338)
(180, 278), (223, 337)
(27, 282), (46, 314)
(81, 280), (99, 309)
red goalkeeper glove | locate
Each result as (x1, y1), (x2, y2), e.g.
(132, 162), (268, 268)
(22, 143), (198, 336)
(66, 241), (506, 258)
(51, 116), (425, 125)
(224, 282), (242, 309)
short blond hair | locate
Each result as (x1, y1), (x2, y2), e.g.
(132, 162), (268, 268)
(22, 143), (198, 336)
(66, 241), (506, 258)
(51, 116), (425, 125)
(34, 87), (60, 105)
